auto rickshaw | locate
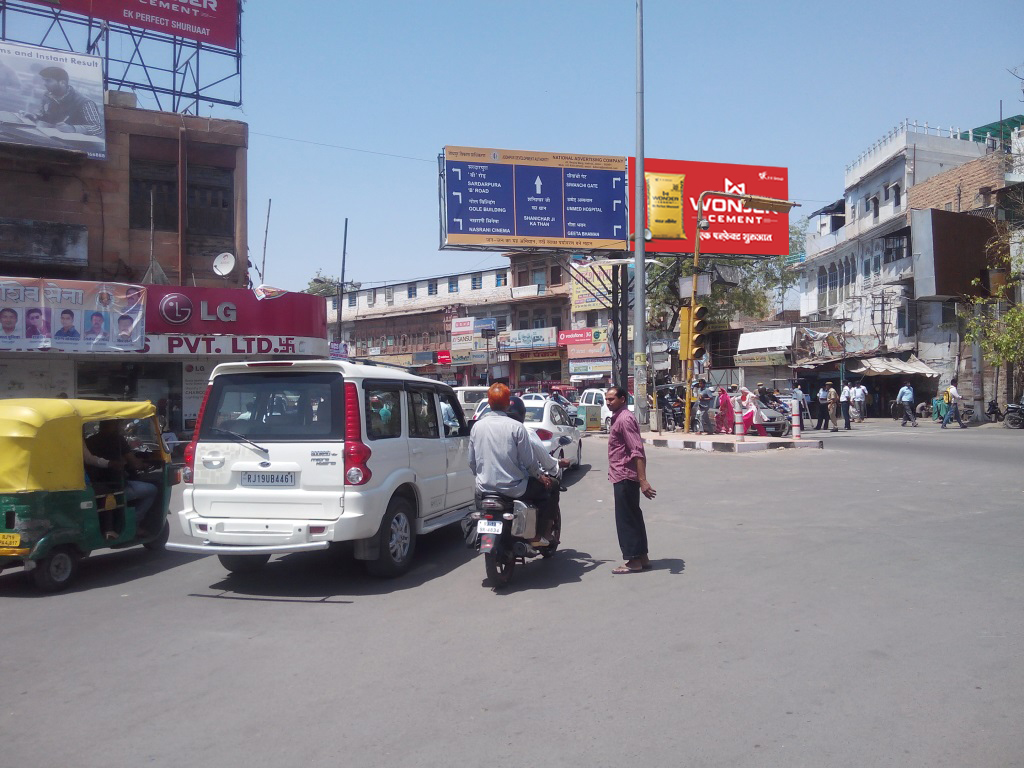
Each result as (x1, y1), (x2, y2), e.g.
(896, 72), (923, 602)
(0, 399), (177, 592)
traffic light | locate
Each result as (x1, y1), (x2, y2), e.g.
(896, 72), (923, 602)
(677, 307), (690, 357)
(689, 304), (709, 360)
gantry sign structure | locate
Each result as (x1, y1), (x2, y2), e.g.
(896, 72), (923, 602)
(0, 0), (242, 114)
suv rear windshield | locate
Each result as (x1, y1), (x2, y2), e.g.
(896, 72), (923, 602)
(199, 371), (344, 441)
(462, 390), (487, 404)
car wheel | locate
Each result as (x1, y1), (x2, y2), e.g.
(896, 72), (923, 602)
(32, 547), (80, 592)
(603, 416), (611, 432)
(575, 440), (582, 468)
(218, 553), (271, 573)
(366, 496), (416, 578)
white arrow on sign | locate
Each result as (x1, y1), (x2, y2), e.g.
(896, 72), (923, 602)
(534, 176), (543, 195)
(453, 218), (463, 230)
(452, 191), (462, 204)
(613, 176), (622, 187)
(451, 168), (462, 180)
(613, 225), (622, 236)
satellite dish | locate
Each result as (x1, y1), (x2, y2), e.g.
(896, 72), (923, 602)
(212, 252), (236, 277)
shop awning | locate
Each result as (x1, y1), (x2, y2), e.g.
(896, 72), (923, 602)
(847, 354), (940, 377)
(570, 373), (607, 383)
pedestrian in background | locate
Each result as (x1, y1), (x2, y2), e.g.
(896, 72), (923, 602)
(605, 385), (656, 574)
(826, 381), (840, 432)
(897, 381), (918, 427)
(840, 380), (852, 430)
(815, 383), (829, 430)
(716, 386), (734, 433)
(941, 377), (968, 429)
(852, 381), (867, 422)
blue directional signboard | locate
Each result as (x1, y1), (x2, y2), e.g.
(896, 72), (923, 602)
(441, 146), (628, 251)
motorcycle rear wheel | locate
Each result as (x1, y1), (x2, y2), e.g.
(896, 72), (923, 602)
(484, 549), (515, 587)
(541, 509), (562, 558)
(1004, 412), (1024, 429)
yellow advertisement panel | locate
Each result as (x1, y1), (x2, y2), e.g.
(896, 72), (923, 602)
(645, 173), (687, 240)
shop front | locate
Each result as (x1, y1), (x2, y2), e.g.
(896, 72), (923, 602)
(0, 280), (327, 440)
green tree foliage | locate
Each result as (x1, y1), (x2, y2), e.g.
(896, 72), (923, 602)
(645, 219), (806, 331)
(305, 270), (340, 297)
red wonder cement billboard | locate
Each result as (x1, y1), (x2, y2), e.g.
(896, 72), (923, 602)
(628, 157), (789, 257)
(25, 0), (239, 50)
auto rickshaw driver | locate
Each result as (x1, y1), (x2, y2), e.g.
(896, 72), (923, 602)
(85, 419), (160, 537)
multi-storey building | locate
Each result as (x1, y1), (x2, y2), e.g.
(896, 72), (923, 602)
(795, 118), (1022, 408)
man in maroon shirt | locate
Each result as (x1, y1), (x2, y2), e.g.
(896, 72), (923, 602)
(605, 386), (657, 574)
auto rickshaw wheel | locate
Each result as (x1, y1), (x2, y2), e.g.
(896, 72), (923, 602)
(32, 547), (80, 592)
(143, 518), (171, 551)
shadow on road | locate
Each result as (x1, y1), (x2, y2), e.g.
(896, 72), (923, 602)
(0, 546), (200, 597)
(482, 548), (607, 594)
(191, 525), (477, 602)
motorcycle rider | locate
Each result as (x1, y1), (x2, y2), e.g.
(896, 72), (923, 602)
(507, 395), (571, 543)
(468, 383), (555, 546)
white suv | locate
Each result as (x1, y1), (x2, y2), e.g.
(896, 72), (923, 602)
(167, 360), (475, 577)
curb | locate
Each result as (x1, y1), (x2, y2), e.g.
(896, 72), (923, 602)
(589, 432), (824, 453)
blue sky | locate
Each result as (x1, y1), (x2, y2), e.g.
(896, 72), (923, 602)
(207, 1), (1024, 292)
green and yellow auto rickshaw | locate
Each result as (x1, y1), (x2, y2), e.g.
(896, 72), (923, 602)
(0, 399), (177, 592)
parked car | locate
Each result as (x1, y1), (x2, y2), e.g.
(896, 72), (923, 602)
(167, 359), (475, 577)
(454, 386), (490, 420)
(522, 399), (583, 469)
(579, 387), (634, 431)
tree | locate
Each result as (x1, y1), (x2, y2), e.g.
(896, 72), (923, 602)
(644, 219), (807, 332)
(305, 270), (340, 297)
(964, 186), (1024, 398)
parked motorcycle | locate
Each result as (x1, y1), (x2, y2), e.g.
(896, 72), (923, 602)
(1004, 396), (1024, 429)
(986, 399), (1005, 423)
(465, 436), (571, 588)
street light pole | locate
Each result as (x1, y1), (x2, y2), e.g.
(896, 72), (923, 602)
(633, 0), (649, 427)
(337, 218), (349, 349)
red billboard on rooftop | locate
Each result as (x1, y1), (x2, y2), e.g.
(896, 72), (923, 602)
(628, 157), (789, 257)
(24, 0), (239, 50)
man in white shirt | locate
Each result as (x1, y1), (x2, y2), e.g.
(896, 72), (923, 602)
(850, 381), (866, 422)
(839, 380), (852, 430)
(941, 377), (968, 429)
(814, 385), (829, 430)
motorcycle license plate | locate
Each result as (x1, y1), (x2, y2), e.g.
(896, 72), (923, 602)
(476, 520), (503, 534)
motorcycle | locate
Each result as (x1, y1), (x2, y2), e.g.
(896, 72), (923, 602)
(465, 436), (571, 588)
(1004, 396), (1024, 429)
(986, 399), (1005, 423)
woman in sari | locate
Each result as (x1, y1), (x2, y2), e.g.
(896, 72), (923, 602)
(716, 386), (734, 433)
(739, 387), (768, 436)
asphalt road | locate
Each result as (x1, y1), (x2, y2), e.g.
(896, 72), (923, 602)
(4, 417), (1023, 767)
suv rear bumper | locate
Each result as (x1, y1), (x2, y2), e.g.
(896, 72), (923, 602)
(167, 540), (329, 555)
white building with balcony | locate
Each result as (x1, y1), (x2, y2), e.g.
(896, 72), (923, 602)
(796, 119), (1014, 394)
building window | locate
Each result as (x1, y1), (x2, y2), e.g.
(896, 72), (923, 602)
(368, 289), (377, 307)
(533, 316), (547, 329)
(586, 310), (599, 326)
(517, 270), (528, 287)
(817, 267), (828, 310)
(385, 286), (394, 305)
(495, 271), (507, 287)
(495, 315), (508, 332)
(827, 264), (839, 306)
(892, 185), (901, 208)
(849, 200), (857, 221)
(407, 284), (417, 299)
(870, 197), (879, 220)
(471, 273), (482, 290)
(883, 235), (907, 264)
(448, 277), (459, 293)
(187, 166), (234, 236)
(550, 265), (562, 285)
(348, 293), (356, 307)
(863, 259), (871, 282)
(532, 268), (547, 293)
(129, 161), (177, 230)
(941, 302), (957, 326)
(873, 254), (881, 275)
(428, 280), (438, 296)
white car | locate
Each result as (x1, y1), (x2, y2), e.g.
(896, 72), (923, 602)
(471, 399), (583, 469)
(167, 359), (476, 577)
(579, 387), (635, 431)
(522, 399), (583, 468)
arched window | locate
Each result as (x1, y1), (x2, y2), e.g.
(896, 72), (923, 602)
(817, 267), (828, 310)
(827, 264), (839, 307)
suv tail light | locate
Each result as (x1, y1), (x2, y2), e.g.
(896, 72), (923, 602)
(535, 428), (553, 441)
(343, 382), (372, 485)
(182, 383), (212, 483)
